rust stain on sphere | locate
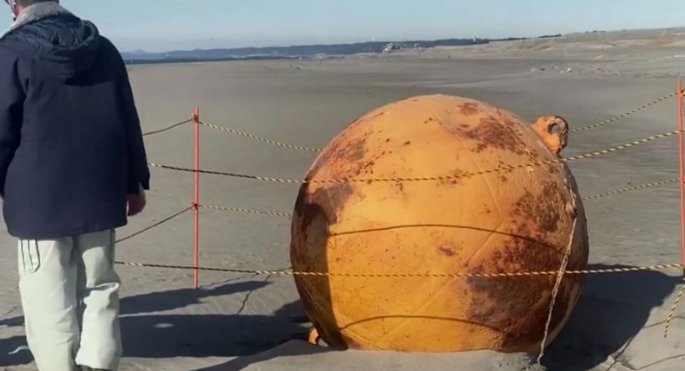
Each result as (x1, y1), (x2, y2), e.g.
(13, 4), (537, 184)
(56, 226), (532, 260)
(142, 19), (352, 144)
(290, 95), (589, 353)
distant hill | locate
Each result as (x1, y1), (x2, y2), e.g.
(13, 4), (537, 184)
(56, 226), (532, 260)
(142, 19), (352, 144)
(120, 34), (569, 65)
(121, 38), (496, 64)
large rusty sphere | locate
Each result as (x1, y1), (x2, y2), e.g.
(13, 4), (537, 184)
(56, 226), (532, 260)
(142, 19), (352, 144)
(290, 94), (589, 353)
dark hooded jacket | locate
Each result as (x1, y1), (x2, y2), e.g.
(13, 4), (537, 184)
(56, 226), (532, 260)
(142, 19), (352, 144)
(0, 13), (150, 239)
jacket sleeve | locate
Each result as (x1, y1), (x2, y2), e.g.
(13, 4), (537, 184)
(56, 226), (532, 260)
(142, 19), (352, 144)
(108, 39), (150, 194)
(0, 49), (24, 195)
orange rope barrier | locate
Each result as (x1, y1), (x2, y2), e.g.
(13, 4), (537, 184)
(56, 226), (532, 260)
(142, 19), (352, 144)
(147, 130), (679, 185)
(115, 260), (685, 278)
(127, 89), (685, 295)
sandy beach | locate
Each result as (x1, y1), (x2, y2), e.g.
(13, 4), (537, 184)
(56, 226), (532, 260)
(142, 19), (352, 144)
(2, 28), (685, 371)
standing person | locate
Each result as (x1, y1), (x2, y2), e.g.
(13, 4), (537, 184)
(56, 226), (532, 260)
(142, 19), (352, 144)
(0, 1), (150, 370)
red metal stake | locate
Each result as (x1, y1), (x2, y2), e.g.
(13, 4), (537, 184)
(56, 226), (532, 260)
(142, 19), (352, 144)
(192, 106), (201, 288)
(678, 81), (685, 272)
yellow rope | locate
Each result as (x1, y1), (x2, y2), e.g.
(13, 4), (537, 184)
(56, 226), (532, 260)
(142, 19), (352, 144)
(148, 130), (679, 185)
(115, 261), (685, 278)
(197, 92), (677, 147)
(664, 279), (685, 338)
(572, 92), (677, 133)
(582, 178), (679, 201)
(199, 122), (322, 152)
(538, 222), (576, 363)
(199, 204), (293, 218)
(196, 178), (681, 220)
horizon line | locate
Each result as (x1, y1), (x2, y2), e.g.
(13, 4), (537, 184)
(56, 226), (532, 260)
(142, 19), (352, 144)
(121, 25), (685, 55)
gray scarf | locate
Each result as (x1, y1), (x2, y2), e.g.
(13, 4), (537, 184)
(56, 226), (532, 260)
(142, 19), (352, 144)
(3, 1), (73, 37)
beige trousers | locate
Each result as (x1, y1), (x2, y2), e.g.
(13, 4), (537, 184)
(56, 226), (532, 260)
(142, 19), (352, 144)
(17, 229), (122, 371)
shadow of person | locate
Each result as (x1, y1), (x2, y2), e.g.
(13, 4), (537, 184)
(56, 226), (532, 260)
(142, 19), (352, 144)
(542, 264), (681, 370)
(0, 278), (273, 328)
(0, 316), (24, 328)
(0, 278), (285, 367)
(0, 335), (31, 367)
(0, 316), (31, 367)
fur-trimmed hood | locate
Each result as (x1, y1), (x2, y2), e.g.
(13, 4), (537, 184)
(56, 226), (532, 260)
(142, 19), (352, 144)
(0, 1), (101, 81)
(6, 1), (73, 34)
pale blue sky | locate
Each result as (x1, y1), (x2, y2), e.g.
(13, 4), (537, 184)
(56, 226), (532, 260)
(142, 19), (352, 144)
(2, 0), (684, 52)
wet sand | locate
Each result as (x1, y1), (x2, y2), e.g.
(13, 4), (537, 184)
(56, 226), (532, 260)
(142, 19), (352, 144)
(2, 28), (685, 371)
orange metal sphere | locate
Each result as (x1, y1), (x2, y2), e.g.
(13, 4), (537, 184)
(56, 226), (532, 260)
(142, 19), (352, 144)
(290, 95), (589, 353)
